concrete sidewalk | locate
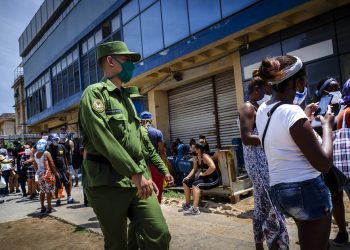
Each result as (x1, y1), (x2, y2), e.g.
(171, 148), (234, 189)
(0, 184), (348, 249)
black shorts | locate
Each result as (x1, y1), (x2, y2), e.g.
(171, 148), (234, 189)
(184, 174), (220, 190)
(56, 168), (70, 188)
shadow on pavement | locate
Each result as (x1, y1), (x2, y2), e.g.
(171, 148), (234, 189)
(66, 204), (85, 209)
(88, 216), (97, 221)
(27, 211), (49, 219)
(78, 222), (100, 229)
(16, 199), (39, 204)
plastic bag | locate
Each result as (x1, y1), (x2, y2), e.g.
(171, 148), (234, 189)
(0, 176), (6, 189)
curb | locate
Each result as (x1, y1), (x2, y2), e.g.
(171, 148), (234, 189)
(47, 214), (103, 236)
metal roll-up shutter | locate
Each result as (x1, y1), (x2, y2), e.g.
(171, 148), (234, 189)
(214, 70), (239, 147)
(168, 78), (217, 149)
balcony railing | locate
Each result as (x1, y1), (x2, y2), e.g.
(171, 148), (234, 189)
(14, 65), (23, 82)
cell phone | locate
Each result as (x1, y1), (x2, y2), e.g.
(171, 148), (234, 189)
(315, 94), (333, 116)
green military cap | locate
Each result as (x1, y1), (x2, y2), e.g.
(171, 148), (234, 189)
(125, 86), (142, 98)
(96, 41), (141, 62)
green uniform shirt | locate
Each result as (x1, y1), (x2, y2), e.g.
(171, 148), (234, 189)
(140, 126), (169, 176)
(79, 78), (150, 188)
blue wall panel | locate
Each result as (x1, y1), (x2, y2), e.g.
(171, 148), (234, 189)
(133, 0), (309, 77)
(27, 0), (310, 125)
(24, 0), (126, 87)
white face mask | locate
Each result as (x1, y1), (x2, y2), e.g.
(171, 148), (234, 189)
(293, 87), (308, 105)
(257, 94), (271, 105)
(42, 135), (48, 141)
(329, 91), (342, 104)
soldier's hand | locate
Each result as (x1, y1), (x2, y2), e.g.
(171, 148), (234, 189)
(152, 180), (159, 196)
(165, 174), (174, 187)
(131, 174), (154, 199)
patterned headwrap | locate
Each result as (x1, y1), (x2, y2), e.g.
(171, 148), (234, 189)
(268, 57), (303, 85)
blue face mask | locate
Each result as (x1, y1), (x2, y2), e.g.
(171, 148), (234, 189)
(293, 87), (308, 105)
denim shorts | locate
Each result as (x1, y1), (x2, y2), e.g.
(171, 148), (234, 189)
(270, 175), (332, 220)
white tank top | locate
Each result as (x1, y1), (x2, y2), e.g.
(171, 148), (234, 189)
(35, 152), (46, 174)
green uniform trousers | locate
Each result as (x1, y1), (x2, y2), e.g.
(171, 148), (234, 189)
(85, 186), (171, 250)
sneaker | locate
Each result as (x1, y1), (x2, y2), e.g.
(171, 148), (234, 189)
(178, 203), (191, 212)
(40, 206), (46, 213)
(0, 200), (4, 204)
(56, 199), (61, 207)
(67, 197), (75, 204)
(183, 207), (200, 216)
(333, 231), (349, 246)
(16, 190), (20, 193)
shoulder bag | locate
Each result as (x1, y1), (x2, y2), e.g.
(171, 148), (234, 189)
(261, 101), (284, 150)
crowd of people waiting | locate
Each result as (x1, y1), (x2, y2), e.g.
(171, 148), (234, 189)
(0, 126), (83, 213)
(2, 54), (350, 249)
(239, 54), (350, 249)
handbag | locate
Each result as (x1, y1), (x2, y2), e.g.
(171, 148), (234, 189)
(42, 156), (56, 184)
(324, 165), (347, 194)
(333, 110), (350, 178)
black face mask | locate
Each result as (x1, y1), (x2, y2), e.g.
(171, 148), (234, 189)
(192, 152), (197, 156)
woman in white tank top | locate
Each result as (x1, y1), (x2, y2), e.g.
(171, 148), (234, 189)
(33, 139), (58, 214)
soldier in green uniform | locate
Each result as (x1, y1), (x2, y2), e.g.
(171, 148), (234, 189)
(79, 41), (171, 250)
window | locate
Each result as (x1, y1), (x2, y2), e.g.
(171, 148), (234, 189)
(123, 16), (143, 57)
(221, 0), (258, 18)
(112, 15), (121, 32)
(88, 36), (95, 51)
(57, 73), (63, 101)
(340, 54), (350, 83)
(161, 0), (189, 47)
(51, 48), (80, 104)
(141, 2), (163, 58)
(62, 68), (69, 98)
(26, 71), (51, 117)
(89, 50), (97, 84)
(336, 16), (350, 54)
(282, 24), (335, 56)
(306, 57), (341, 101)
(95, 29), (103, 44)
(68, 63), (75, 96)
(74, 61), (80, 92)
(188, 0), (221, 34)
(122, 0), (139, 24)
(81, 54), (89, 88)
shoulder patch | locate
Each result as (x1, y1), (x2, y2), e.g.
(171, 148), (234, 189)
(92, 99), (105, 113)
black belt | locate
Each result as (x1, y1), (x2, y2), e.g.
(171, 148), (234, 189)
(86, 153), (110, 165)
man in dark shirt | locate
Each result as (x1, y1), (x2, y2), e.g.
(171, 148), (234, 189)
(47, 133), (75, 206)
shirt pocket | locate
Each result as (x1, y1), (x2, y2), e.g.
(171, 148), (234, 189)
(107, 113), (127, 140)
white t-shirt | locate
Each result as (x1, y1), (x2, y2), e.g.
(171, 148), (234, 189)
(256, 103), (320, 186)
